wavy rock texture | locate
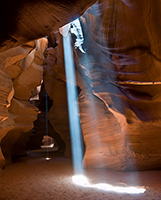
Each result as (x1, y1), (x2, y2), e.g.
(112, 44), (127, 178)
(0, 38), (47, 166)
(0, 0), (95, 168)
(0, 57), (15, 168)
(1, 98), (39, 163)
(0, 0), (161, 171)
(0, 65), (13, 123)
(0, 0), (96, 52)
(0, 42), (37, 168)
(73, 0), (161, 170)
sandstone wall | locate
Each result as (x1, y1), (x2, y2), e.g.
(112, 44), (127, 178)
(74, 1), (161, 170)
(0, 38), (48, 167)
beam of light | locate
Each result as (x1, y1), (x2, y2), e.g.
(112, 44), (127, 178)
(72, 175), (146, 194)
(63, 26), (84, 174)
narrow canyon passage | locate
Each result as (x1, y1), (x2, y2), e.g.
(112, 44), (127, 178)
(1, 1), (161, 199)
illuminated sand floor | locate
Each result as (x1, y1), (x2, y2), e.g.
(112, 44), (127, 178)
(0, 152), (161, 200)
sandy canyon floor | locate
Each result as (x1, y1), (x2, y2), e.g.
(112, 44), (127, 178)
(0, 151), (161, 200)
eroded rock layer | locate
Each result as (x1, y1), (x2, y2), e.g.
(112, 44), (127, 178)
(1, 0), (161, 171)
(74, 0), (161, 170)
(0, 38), (47, 166)
(0, 0), (96, 52)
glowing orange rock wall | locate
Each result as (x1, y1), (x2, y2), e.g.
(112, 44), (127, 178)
(0, 0), (95, 168)
(74, 0), (161, 170)
(0, 38), (48, 166)
(0, 0), (161, 171)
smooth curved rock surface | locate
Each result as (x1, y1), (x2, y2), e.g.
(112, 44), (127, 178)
(0, 0), (96, 52)
(1, 0), (161, 171)
(1, 98), (39, 163)
(0, 38), (47, 166)
(73, 0), (161, 170)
